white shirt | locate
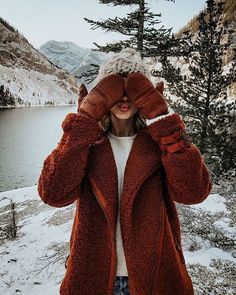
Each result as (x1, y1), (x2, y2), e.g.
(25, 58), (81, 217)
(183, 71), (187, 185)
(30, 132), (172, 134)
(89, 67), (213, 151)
(107, 130), (137, 276)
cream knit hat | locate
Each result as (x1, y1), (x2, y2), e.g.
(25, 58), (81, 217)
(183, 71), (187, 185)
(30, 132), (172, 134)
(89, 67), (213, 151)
(93, 47), (152, 86)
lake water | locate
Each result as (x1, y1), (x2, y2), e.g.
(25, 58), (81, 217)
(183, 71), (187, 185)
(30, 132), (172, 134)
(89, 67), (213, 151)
(0, 105), (78, 192)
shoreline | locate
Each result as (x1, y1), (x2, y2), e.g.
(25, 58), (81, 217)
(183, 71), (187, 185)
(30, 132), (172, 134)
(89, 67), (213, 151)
(0, 103), (77, 110)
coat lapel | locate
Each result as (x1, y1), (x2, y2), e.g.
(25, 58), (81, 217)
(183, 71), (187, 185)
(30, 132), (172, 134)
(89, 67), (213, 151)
(87, 134), (118, 232)
(87, 128), (162, 231)
(120, 128), (162, 215)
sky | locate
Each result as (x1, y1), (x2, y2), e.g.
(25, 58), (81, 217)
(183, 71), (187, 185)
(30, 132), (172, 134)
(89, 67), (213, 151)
(0, 0), (207, 50)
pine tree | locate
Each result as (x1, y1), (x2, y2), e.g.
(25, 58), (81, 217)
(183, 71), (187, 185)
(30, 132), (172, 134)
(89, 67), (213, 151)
(80, 0), (180, 83)
(0, 85), (16, 107)
(153, 0), (236, 177)
(84, 0), (176, 57)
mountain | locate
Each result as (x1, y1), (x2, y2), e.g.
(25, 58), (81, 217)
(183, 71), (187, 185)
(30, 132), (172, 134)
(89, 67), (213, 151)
(39, 41), (90, 74)
(39, 40), (112, 88)
(0, 18), (80, 108)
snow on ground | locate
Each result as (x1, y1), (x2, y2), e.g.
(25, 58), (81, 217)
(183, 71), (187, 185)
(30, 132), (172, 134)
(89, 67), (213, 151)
(0, 185), (75, 295)
(0, 65), (78, 107)
(0, 186), (235, 294)
(191, 193), (227, 212)
(183, 193), (235, 263)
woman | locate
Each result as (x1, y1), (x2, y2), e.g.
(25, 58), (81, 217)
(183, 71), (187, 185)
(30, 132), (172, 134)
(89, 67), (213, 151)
(37, 48), (212, 295)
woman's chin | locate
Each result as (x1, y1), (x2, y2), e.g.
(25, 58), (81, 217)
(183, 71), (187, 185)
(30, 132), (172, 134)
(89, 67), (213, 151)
(111, 107), (138, 120)
(114, 111), (133, 120)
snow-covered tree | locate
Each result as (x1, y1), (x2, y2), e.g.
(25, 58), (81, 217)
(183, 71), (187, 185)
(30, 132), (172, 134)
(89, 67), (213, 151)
(153, 0), (236, 177)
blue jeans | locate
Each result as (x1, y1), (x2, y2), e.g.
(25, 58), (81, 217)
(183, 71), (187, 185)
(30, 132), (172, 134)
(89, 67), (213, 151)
(113, 276), (130, 295)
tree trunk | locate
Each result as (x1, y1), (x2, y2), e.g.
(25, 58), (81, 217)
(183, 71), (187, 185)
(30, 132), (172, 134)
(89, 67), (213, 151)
(138, 0), (145, 57)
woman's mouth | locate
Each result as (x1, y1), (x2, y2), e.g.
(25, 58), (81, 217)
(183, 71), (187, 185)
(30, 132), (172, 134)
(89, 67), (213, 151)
(118, 103), (130, 112)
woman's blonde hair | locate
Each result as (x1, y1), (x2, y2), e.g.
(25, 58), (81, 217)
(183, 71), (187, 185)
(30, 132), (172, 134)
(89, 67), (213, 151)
(99, 110), (147, 134)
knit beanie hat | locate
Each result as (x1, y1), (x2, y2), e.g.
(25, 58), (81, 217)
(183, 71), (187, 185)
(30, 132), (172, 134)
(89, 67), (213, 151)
(92, 47), (152, 86)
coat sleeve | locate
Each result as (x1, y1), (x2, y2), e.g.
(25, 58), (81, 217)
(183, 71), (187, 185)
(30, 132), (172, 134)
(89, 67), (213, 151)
(146, 111), (213, 205)
(37, 112), (102, 208)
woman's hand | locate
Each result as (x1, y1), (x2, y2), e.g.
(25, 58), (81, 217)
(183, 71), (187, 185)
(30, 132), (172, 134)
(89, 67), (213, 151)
(79, 74), (125, 121)
(125, 72), (168, 119)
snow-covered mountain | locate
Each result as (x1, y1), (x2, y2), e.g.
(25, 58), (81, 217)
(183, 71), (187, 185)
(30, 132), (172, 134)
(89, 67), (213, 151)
(0, 18), (80, 108)
(0, 185), (235, 295)
(39, 41), (91, 74)
(39, 40), (112, 87)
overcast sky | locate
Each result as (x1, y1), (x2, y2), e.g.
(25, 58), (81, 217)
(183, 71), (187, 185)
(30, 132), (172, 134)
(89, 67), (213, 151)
(0, 0), (207, 50)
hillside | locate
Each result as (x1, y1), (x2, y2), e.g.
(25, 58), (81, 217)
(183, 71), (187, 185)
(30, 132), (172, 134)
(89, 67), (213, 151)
(160, 0), (236, 98)
(0, 18), (80, 108)
(175, 0), (236, 65)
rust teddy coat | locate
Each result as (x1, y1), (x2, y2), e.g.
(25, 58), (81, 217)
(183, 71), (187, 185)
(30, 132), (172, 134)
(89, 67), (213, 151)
(37, 111), (212, 295)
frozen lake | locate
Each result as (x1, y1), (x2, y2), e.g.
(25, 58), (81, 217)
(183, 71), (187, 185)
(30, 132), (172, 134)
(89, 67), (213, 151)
(0, 105), (77, 192)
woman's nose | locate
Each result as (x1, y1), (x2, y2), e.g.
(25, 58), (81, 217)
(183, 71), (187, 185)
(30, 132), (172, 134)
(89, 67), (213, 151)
(123, 95), (130, 102)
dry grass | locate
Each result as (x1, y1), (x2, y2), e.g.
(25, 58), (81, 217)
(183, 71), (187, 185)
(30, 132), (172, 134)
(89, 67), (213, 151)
(46, 206), (75, 227)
